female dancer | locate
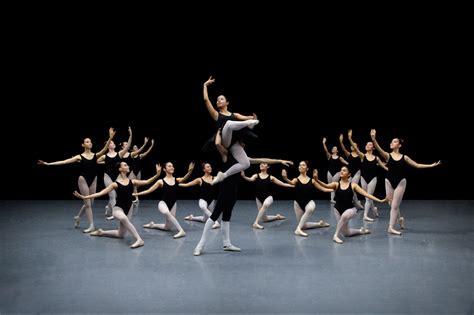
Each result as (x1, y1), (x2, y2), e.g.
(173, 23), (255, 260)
(136, 162), (195, 239)
(73, 162), (161, 248)
(282, 161), (332, 237)
(347, 129), (387, 221)
(322, 137), (348, 204)
(180, 162), (220, 229)
(339, 132), (364, 209)
(202, 76), (259, 185)
(193, 156), (293, 256)
(38, 127), (115, 233)
(241, 162), (294, 229)
(371, 129), (441, 235)
(97, 126), (132, 220)
(313, 166), (389, 244)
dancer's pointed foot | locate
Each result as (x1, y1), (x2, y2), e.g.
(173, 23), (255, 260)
(130, 239), (144, 249)
(193, 246), (203, 256)
(212, 221), (221, 229)
(248, 119), (259, 129)
(333, 236), (344, 244)
(388, 226), (402, 235)
(212, 171), (226, 186)
(294, 228), (308, 237)
(373, 207), (379, 217)
(363, 216), (374, 222)
(223, 244), (241, 252)
(252, 223), (264, 230)
(184, 214), (193, 221)
(83, 226), (95, 233)
(275, 213), (286, 220)
(74, 216), (80, 228)
(398, 217), (405, 229)
(360, 227), (371, 234)
(317, 220), (330, 228)
(173, 230), (186, 239)
(143, 221), (155, 228)
(90, 228), (104, 236)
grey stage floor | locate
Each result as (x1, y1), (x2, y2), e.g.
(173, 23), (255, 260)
(0, 200), (473, 314)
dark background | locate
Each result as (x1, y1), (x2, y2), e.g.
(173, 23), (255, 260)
(3, 12), (470, 200)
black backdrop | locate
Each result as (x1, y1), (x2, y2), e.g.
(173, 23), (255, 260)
(3, 19), (470, 200)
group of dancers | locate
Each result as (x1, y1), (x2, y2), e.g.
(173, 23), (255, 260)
(38, 76), (441, 254)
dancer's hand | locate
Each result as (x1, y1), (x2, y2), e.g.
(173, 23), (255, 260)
(109, 127), (116, 138)
(339, 134), (343, 142)
(348, 129), (353, 139)
(155, 164), (161, 176)
(188, 162), (195, 172)
(312, 169), (318, 179)
(37, 160), (48, 166)
(322, 137), (326, 144)
(281, 169), (288, 178)
(432, 160), (441, 167)
(280, 160), (293, 167)
(370, 129), (376, 140)
(73, 191), (85, 199)
(204, 76), (215, 87)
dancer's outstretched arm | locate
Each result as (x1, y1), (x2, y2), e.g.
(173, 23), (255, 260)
(177, 162), (195, 183)
(131, 137), (149, 158)
(370, 129), (389, 161)
(281, 169), (297, 185)
(339, 134), (350, 158)
(270, 176), (294, 188)
(312, 169), (337, 191)
(138, 139), (154, 159)
(97, 128), (116, 158)
(133, 164), (161, 187)
(405, 156), (441, 169)
(241, 171), (257, 182)
(73, 183), (117, 200)
(322, 137), (331, 160)
(203, 76), (218, 121)
(38, 155), (81, 166)
(348, 129), (364, 160)
(353, 183), (389, 203)
(179, 177), (202, 188)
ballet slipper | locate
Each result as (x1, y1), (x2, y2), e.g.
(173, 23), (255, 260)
(142, 221), (155, 228)
(223, 244), (241, 252)
(398, 217), (405, 229)
(252, 223), (264, 230)
(333, 236), (344, 244)
(83, 226), (95, 233)
(130, 239), (144, 249)
(294, 228), (308, 237)
(212, 221), (221, 229)
(74, 216), (80, 228)
(173, 230), (186, 239)
(388, 226), (402, 235)
(363, 216), (374, 222)
(184, 215), (193, 221)
(318, 220), (330, 227)
(90, 228), (103, 236)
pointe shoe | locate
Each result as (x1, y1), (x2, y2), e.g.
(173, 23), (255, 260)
(252, 223), (264, 230)
(276, 214), (286, 220)
(398, 217), (405, 229)
(223, 244), (241, 252)
(130, 239), (144, 249)
(211, 171), (226, 186)
(388, 226), (402, 235)
(318, 220), (330, 227)
(360, 227), (371, 234)
(193, 247), (203, 256)
(173, 230), (186, 239)
(105, 215), (115, 221)
(83, 226), (95, 233)
(294, 228), (308, 237)
(184, 214), (193, 221)
(333, 236), (344, 244)
(373, 207), (379, 217)
(212, 221), (221, 229)
(74, 216), (80, 228)
(363, 216), (374, 222)
(143, 221), (155, 228)
(90, 228), (104, 236)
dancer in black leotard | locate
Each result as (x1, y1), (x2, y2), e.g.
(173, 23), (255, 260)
(136, 162), (195, 239)
(282, 161), (332, 237)
(130, 138), (154, 202)
(347, 129), (388, 221)
(97, 127), (133, 220)
(370, 129), (441, 235)
(314, 166), (388, 244)
(339, 132), (364, 209)
(322, 137), (348, 204)
(73, 162), (161, 248)
(180, 162), (221, 229)
(241, 162), (294, 229)
(201, 76), (260, 186)
(193, 156), (292, 256)
(38, 127), (115, 233)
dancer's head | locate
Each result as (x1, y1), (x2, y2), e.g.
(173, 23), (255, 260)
(339, 166), (351, 180)
(216, 95), (229, 110)
(259, 163), (269, 172)
(202, 162), (212, 174)
(390, 138), (404, 150)
(132, 144), (139, 152)
(298, 160), (310, 174)
(331, 146), (338, 154)
(116, 161), (130, 174)
(163, 162), (174, 175)
(365, 141), (374, 152)
(121, 142), (129, 151)
(350, 143), (358, 151)
(107, 140), (116, 150)
(82, 138), (92, 150)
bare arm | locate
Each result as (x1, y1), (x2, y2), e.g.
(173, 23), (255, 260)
(234, 112), (256, 121)
(353, 183), (387, 203)
(139, 139), (154, 159)
(203, 76), (218, 121)
(348, 129), (364, 159)
(405, 156), (441, 169)
(376, 157), (389, 171)
(340, 156), (349, 166)
(313, 169), (337, 190)
(179, 178), (202, 188)
(131, 137), (149, 158)
(370, 129), (389, 161)
(132, 164), (162, 187)
(97, 127), (116, 158)
(134, 179), (162, 196)
(73, 183), (117, 200)
(241, 172), (257, 182)
(270, 176), (294, 188)
(38, 155), (81, 166)
(281, 169), (298, 185)
(322, 137), (331, 159)
(313, 179), (335, 193)
(248, 158), (293, 167)
(177, 162), (195, 183)
(339, 134), (350, 158)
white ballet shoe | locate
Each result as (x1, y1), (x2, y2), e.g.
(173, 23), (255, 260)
(90, 228), (104, 236)
(363, 216), (374, 222)
(252, 223), (264, 230)
(193, 246), (203, 256)
(223, 244), (241, 252)
(74, 216), (80, 228)
(294, 228), (308, 237)
(130, 239), (144, 249)
(83, 226), (95, 233)
(212, 221), (221, 229)
(211, 171), (226, 186)
(173, 230), (186, 239)
(333, 236), (344, 244)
